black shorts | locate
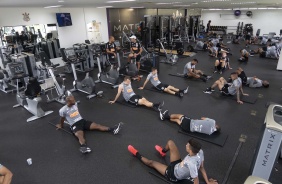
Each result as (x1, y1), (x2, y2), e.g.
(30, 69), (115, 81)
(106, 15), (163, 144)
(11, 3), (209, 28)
(220, 84), (231, 96)
(131, 54), (141, 62)
(246, 35), (251, 41)
(262, 47), (267, 51)
(165, 159), (182, 182)
(128, 94), (142, 105)
(108, 54), (117, 64)
(216, 43), (221, 48)
(70, 119), (92, 133)
(155, 83), (169, 91)
(216, 63), (225, 71)
(203, 44), (208, 50)
(180, 116), (191, 132)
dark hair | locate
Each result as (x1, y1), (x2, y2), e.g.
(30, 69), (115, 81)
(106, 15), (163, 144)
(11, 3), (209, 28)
(124, 76), (131, 81)
(263, 81), (269, 88)
(188, 139), (201, 154)
(151, 67), (157, 71)
(231, 72), (238, 76)
(216, 124), (221, 133)
(192, 59), (198, 63)
(208, 20), (211, 22)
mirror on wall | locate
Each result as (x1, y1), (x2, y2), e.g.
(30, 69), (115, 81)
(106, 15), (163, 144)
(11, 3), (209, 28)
(0, 23), (58, 47)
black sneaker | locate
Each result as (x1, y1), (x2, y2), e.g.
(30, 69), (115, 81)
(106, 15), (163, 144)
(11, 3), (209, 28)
(206, 76), (212, 80)
(113, 122), (123, 135)
(80, 145), (91, 154)
(178, 92), (184, 98)
(183, 86), (189, 94)
(203, 88), (212, 94)
(213, 70), (217, 73)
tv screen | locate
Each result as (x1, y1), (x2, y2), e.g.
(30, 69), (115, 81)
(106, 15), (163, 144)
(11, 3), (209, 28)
(56, 13), (72, 27)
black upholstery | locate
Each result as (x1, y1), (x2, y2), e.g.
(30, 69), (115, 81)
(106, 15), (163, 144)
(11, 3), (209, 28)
(25, 77), (42, 98)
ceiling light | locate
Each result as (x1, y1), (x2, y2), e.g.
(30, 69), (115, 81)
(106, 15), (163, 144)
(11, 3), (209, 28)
(58, 0), (64, 2)
(44, 5), (63, 8)
(257, 8), (267, 9)
(202, 0), (231, 2)
(231, 2), (256, 4)
(192, 2), (198, 4)
(156, 3), (171, 5)
(173, 5), (191, 7)
(107, 0), (135, 3)
(97, 6), (113, 8)
(130, 7), (144, 8)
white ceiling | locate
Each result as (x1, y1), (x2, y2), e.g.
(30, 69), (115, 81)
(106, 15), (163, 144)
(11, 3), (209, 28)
(0, 0), (281, 9)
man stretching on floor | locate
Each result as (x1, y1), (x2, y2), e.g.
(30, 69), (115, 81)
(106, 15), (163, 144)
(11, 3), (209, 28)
(159, 110), (221, 135)
(0, 164), (13, 184)
(139, 67), (189, 98)
(236, 68), (269, 88)
(203, 72), (248, 104)
(109, 76), (163, 110)
(183, 59), (211, 82)
(57, 96), (122, 154)
(213, 52), (232, 74)
(128, 139), (218, 184)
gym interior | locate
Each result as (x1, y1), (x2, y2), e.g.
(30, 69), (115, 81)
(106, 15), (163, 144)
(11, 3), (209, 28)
(0, 0), (282, 184)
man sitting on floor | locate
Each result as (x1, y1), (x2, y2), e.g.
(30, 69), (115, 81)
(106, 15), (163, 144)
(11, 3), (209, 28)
(194, 40), (208, 51)
(128, 139), (218, 184)
(183, 59), (211, 82)
(236, 68), (269, 88)
(213, 52), (232, 74)
(239, 49), (250, 62)
(203, 72), (248, 104)
(159, 110), (221, 135)
(139, 67), (189, 98)
(109, 76), (163, 110)
(57, 96), (122, 154)
(0, 164), (13, 184)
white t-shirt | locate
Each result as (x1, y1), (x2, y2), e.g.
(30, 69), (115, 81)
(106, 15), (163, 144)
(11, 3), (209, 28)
(174, 150), (204, 180)
(183, 62), (195, 74)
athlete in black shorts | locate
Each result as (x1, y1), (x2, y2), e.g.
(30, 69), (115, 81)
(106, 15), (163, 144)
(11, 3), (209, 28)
(128, 35), (142, 71)
(57, 96), (122, 153)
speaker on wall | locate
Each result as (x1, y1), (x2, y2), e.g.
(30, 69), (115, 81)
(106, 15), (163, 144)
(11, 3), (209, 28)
(246, 11), (253, 17)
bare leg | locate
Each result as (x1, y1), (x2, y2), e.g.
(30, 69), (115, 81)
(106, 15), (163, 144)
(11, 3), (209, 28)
(214, 60), (220, 66)
(138, 98), (153, 107)
(167, 85), (180, 92)
(164, 140), (181, 162)
(74, 130), (86, 145)
(89, 122), (109, 132)
(140, 156), (168, 175)
(128, 54), (133, 63)
(136, 61), (140, 71)
(164, 87), (176, 95)
(188, 72), (200, 79)
(169, 114), (184, 125)
(211, 77), (225, 90)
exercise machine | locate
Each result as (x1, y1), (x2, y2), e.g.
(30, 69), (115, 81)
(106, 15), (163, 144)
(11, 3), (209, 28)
(11, 62), (53, 122)
(95, 51), (121, 88)
(249, 103), (282, 180)
(157, 39), (178, 65)
(68, 48), (103, 99)
(38, 51), (71, 104)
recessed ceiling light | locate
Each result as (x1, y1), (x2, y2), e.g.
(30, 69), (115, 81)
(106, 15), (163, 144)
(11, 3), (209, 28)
(58, 0), (64, 2)
(97, 6), (113, 8)
(44, 5), (63, 8)
(173, 5), (191, 7)
(130, 7), (144, 8)
(107, 0), (135, 3)
(231, 2), (256, 4)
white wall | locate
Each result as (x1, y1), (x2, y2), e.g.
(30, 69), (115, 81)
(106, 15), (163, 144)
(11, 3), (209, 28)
(0, 7), (109, 48)
(201, 10), (282, 36)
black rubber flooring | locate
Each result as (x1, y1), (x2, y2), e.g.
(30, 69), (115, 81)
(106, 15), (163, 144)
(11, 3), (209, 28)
(0, 40), (282, 184)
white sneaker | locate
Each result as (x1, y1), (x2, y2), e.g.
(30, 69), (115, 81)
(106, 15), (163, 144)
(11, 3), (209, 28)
(113, 122), (123, 135)
(183, 86), (189, 94)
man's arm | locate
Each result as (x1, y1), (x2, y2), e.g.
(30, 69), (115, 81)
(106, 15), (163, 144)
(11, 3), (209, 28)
(0, 166), (13, 184)
(199, 162), (218, 184)
(193, 177), (199, 184)
(139, 79), (149, 90)
(109, 85), (122, 104)
(56, 117), (65, 129)
(138, 46), (143, 55)
(236, 87), (243, 104)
